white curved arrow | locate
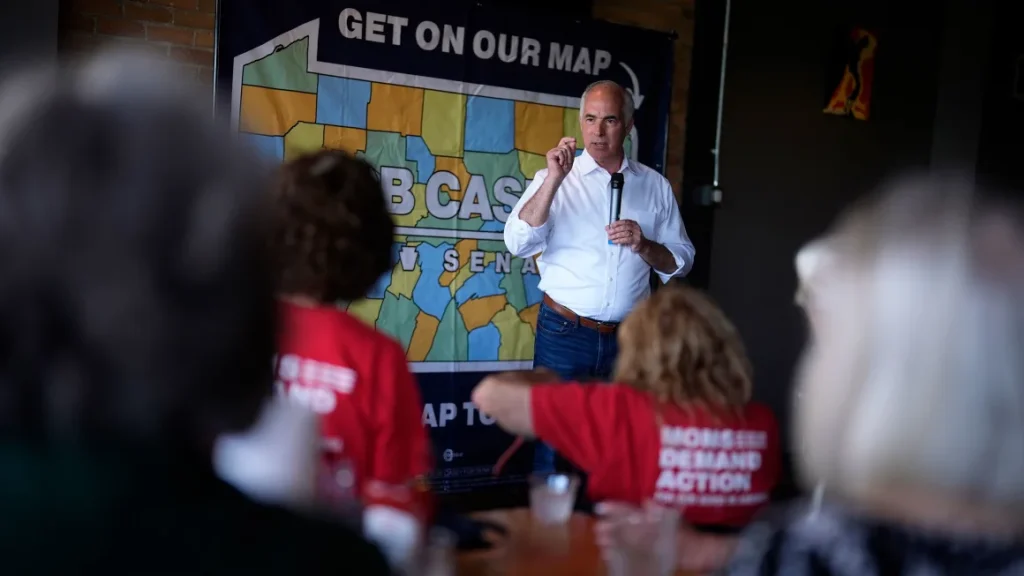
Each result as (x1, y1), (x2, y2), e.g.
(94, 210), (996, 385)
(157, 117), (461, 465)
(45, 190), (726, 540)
(618, 62), (645, 109)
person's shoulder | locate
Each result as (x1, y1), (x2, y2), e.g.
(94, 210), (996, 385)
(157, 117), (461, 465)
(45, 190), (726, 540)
(589, 383), (656, 414)
(742, 402), (779, 430)
(628, 160), (669, 184)
(628, 161), (675, 199)
(203, 482), (392, 573)
(603, 382), (651, 402)
(265, 513), (391, 573)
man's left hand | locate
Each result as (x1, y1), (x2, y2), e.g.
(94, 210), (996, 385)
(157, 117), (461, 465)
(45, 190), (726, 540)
(606, 219), (644, 252)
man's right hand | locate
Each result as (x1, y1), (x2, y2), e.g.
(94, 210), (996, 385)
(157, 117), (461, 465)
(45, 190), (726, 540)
(545, 137), (577, 182)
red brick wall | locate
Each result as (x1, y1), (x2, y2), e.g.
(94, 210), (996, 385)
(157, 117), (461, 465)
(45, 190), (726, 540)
(59, 0), (216, 85)
(57, 0), (694, 194)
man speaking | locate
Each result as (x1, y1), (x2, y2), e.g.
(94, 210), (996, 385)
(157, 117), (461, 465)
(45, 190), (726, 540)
(504, 80), (696, 473)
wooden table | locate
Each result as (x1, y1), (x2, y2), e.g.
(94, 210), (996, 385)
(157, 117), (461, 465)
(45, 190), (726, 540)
(456, 508), (692, 575)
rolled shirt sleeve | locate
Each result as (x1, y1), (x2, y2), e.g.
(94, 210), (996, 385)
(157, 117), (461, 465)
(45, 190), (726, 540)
(652, 179), (696, 283)
(503, 169), (552, 258)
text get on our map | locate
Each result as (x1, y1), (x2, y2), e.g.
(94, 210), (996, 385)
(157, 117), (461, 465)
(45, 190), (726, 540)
(339, 8), (613, 76)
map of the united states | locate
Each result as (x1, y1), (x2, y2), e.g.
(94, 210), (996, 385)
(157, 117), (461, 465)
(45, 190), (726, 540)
(231, 21), (633, 372)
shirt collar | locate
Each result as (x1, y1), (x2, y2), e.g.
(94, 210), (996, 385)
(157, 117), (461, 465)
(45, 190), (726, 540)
(576, 148), (635, 177)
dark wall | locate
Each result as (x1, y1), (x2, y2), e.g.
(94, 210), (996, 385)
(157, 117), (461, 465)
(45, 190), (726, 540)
(697, 0), (943, 460)
(0, 1), (58, 75)
(976, 0), (1024, 190)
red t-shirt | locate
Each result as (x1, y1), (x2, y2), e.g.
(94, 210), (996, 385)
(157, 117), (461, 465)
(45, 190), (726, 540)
(531, 383), (780, 527)
(275, 301), (432, 517)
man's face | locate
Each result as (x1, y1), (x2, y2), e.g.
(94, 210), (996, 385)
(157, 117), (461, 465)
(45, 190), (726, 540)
(580, 86), (632, 166)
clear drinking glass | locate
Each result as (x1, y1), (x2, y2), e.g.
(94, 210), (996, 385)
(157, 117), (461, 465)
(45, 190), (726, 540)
(528, 473), (580, 524)
(601, 504), (680, 576)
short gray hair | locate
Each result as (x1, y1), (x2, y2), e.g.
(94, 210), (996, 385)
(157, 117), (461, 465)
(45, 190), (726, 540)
(0, 48), (276, 446)
(794, 173), (1024, 521)
(579, 80), (635, 125)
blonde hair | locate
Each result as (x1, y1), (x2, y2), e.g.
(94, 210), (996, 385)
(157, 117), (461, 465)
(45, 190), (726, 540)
(793, 173), (1024, 518)
(613, 284), (752, 414)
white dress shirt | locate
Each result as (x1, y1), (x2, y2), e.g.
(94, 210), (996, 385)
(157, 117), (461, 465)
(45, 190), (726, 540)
(504, 150), (695, 322)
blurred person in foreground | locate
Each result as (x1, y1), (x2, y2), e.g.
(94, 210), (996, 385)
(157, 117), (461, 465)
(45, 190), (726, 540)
(472, 284), (780, 569)
(268, 149), (433, 565)
(0, 51), (390, 574)
(726, 174), (1024, 574)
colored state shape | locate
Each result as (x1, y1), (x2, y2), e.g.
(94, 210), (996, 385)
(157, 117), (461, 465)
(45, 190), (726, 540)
(316, 76), (371, 128)
(284, 122), (324, 161)
(405, 236), (448, 247)
(324, 126), (366, 154)
(438, 239), (477, 287)
(413, 194), (459, 230)
(422, 90), (466, 157)
(464, 150), (525, 192)
(467, 323), (501, 361)
(459, 294), (508, 332)
(426, 299), (469, 362)
(414, 198), (486, 232)
(393, 183), (428, 227)
(514, 102), (563, 156)
(517, 151), (546, 180)
(464, 96), (514, 154)
(499, 262), (528, 311)
(524, 270), (543, 307)
(366, 244), (402, 299)
(455, 262), (506, 306)
(242, 37), (317, 93)
(412, 242), (456, 320)
(464, 150), (525, 225)
(386, 259), (421, 300)
(407, 311), (440, 362)
(492, 304), (535, 361)
(476, 240), (508, 252)
(434, 156), (471, 201)
(562, 106), (584, 146)
(242, 133), (284, 162)
(347, 298), (383, 328)
(366, 83), (424, 137)
(519, 303), (540, 332)
(625, 134), (633, 159)
(405, 136), (435, 183)
(448, 252), (496, 296)
(240, 86), (316, 136)
(360, 131), (419, 179)
(376, 292), (420, 351)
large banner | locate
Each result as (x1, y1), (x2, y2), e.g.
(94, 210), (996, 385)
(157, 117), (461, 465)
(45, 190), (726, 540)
(216, 0), (674, 492)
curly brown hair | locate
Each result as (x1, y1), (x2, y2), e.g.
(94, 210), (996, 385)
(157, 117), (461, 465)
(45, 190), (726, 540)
(613, 284), (752, 415)
(270, 150), (394, 303)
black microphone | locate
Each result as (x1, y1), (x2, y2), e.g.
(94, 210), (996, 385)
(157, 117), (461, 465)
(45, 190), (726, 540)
(608, 173), (624, 245)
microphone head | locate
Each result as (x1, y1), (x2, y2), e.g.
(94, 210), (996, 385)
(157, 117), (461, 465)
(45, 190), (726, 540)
(610, 173), (624, 189)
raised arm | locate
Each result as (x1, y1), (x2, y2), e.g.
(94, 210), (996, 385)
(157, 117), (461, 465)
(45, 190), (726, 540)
(503, 137), (576, 257)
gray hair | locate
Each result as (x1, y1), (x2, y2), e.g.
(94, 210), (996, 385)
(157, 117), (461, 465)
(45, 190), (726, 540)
(0, 48), (276, 446)
(794, 239), (832, 310)
(793, 173), (1024, 523)
(579, 80), (635, 125)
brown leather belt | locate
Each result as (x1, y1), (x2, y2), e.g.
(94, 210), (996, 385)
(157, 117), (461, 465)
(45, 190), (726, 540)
(542, 294), (619, 334)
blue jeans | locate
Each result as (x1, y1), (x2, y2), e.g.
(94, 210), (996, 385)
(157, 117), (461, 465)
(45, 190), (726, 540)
(532, 301), (619, 474)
